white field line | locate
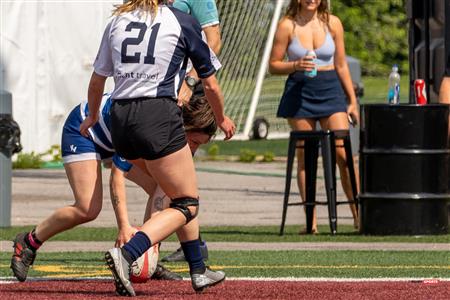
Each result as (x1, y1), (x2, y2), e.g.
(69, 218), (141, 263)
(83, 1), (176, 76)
(1, 276), (449, 283)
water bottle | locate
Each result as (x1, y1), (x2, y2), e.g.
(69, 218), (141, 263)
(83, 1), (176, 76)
(387, 64), (400, 104)
(304, 50), (317, 78)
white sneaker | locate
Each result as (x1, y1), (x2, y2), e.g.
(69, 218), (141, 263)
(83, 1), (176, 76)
(105, 248), (135, 297)
(191, 267), (226, 292)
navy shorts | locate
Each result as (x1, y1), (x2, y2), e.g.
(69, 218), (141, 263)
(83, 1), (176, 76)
(110, 97), (187, 160)
(277, 70), (347, 119)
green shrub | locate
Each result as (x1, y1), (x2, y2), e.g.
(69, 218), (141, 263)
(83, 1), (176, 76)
(239, 148), (257, 163)
(42, 144), (62, 162)
(262, 151), (275, 162)
(207, 143), (220, 157)
(13, 152), (43, 169)
(332, 0), (408, 76)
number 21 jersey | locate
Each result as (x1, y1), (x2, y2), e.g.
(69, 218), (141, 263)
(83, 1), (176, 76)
(93, 5), (221, 100)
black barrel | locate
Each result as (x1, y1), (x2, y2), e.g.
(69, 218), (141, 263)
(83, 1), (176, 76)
(359, 104), (450, 235)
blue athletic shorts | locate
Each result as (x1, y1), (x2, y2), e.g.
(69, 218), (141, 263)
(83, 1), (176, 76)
(61, 105), (132, 173)
(112, 154), (133, 172)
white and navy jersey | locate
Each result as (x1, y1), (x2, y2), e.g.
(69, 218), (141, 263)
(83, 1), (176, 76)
(80, 94), (114, 152)
(62, 93), (132, 171)
(94, 5), (221, 100)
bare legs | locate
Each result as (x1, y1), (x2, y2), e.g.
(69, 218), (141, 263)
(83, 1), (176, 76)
(34, 160), (103, 242)
(288, 112), (359, 232)
(320, 113), (359, 227)
(288, 118), (318, 232)
(136, 144), (200, 245)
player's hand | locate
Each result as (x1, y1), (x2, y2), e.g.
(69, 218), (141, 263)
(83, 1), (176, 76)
(347, 103), (359, 126)
(293, 57), (316, 72)
(219, 116), (236, 140)
(115, 225), (138, 247)
(79, 115), (99, 137)
(177, 83), (193, 107)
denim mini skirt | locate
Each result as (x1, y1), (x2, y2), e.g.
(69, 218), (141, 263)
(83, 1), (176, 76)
(277, 70), (347, 119)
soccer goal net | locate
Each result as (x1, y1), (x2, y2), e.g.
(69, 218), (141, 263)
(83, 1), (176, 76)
(215, 0), (290, 140)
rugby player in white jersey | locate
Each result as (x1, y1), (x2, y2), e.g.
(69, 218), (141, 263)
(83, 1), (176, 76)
(80, 0), (234, 296)
(111, 93), (218, 280)
(136, 0), (221, 264)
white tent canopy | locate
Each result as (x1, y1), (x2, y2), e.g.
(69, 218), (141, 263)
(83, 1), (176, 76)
(1, 1), (119, 153)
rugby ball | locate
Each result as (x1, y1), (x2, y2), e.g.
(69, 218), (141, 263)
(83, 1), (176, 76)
(130, 244), (159, 283)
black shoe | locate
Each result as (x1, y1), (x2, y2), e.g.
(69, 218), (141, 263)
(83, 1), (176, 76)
(161, 242), (209, 262)
(151, 263), (182, 280)
(10, 232), (37, 282)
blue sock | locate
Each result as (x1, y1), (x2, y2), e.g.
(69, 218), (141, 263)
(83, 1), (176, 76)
(122, 231), (151, 262)
(181, 239), (206, 274)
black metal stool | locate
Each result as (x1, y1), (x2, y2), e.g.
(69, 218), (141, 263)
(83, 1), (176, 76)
(279, 130), (358, 235)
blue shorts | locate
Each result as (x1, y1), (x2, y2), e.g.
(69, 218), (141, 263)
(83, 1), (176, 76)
(61, 105), (132, 172)
(112, 154), (133, 172)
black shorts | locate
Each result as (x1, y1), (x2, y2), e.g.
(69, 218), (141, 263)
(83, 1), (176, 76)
(110, 97), (187, 160)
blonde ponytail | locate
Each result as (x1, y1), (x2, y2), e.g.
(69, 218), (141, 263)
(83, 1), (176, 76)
(113, 0), (162, 17)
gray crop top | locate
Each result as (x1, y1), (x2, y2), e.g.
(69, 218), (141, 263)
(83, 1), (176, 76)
(287, 24), (335, 67)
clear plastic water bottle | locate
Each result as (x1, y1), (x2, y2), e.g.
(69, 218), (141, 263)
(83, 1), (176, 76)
(304, 50), (317, 78)
(387, 64), (400, 104)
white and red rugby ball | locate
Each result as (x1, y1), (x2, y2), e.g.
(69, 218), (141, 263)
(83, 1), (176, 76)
(130, 243), (159, 283)
(127, 227), (159, 283)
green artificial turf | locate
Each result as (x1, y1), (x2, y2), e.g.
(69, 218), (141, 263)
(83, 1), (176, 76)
(361, 76), (410, 104)
(0, 250), (448, 279)
(1, 225), (449, 243)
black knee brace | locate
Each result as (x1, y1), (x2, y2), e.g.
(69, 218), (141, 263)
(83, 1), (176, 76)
(170, 197), (199, 224)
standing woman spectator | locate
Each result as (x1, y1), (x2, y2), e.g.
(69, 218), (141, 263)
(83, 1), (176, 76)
(81, 0), (235, 296)
(269, 0), (359, 233)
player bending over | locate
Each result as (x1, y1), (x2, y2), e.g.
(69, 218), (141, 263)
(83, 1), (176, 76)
(10, 92), (180, 281)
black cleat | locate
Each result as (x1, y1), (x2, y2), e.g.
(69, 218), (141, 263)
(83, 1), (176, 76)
(151, 263), (182, 280)
(161, 242), (208, 262)
(10, 232), (36, 282)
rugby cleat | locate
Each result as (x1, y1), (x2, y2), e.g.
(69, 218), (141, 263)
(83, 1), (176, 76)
(105, 248), (135, 297)
(161, 241), (208, 262)
(191, 267), (226, 292)
(151, 263), (183, 280)
(10, 232), (36, 282)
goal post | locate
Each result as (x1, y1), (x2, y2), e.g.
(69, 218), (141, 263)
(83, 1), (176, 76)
(215, 0), (289, 140)
(241, 0), (285, 139)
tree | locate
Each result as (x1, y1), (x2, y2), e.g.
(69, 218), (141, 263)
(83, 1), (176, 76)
(332, 0), (408, 76)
